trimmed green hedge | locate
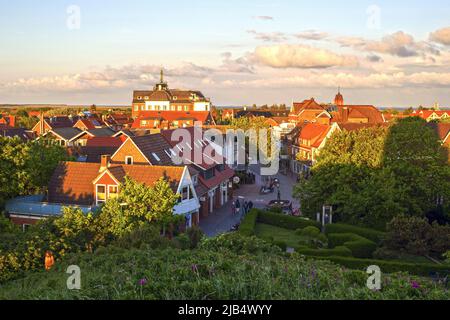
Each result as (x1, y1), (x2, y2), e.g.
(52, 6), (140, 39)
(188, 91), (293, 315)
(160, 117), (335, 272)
(325, 223), (385, 243)
(328, 233), (377, 259)
(308, 256), (450, 277)
(239, 209), (260, 236)
(257, 211), (321, 230)
(296, 246), (352, 257)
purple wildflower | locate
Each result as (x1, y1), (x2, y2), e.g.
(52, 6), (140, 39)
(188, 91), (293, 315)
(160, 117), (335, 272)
(411, 281), (420, 289)
(138, 278), (148, 286)
(192, 264), (199, 273)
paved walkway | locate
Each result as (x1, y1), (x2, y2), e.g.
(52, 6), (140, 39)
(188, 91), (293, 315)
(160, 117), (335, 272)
(200, 166), (299, 237)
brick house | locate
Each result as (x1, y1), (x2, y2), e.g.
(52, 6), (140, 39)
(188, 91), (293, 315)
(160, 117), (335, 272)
(110, 127), (234, 220)
(32, 115), (80, 136)
(40, 127), (116, 147)
(132, 70), (211, 118)
(289, 123), (339, 174)
(6, 156), (200, 229)
(132, 111), (215, 130)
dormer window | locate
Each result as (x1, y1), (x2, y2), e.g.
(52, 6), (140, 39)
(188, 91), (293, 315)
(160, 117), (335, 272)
(152, 152), (161, 162)
(125, 156), (134, 165)
(173, 96), (178, 100)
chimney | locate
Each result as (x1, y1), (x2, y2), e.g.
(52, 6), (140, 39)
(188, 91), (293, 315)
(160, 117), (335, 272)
(100, 155), (111, 171)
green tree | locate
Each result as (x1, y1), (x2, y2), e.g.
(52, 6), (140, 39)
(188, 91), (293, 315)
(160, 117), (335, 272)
(0, 138), (68, 207)
(98, 177), (180, 237)
(294, 121), (450, 229)
(383, 117), (450, 216)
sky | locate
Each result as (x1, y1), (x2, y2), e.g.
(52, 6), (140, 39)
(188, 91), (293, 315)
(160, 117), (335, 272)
(0, 0), (449, 107)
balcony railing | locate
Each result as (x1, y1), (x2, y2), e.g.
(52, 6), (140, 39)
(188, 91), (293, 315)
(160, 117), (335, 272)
(5, 195), (96, 217)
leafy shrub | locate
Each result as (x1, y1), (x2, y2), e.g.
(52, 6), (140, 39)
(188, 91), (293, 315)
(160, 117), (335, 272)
(113, 224), (173, 250)
(384, 215), (450, 257)
(186, 226), (204, 249)
(273, 241), (287, 251)
(325, 223), (385, 243)
(257, 211), (320, 230)
(296, 246), (352, 257)
(300, 226), (321, 237)
(309, 256), (450, 276)
(174, 234), (191, 250)
(328, 233), (377, 259)
(239, 209), (260, 236)
(200, 233), (281, 255)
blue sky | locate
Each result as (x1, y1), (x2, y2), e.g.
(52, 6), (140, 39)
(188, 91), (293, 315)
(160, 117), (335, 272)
(0, 0), (449, 107)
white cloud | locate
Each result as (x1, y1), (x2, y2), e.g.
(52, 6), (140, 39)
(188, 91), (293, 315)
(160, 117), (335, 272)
(251, 44), (359, 69)
(253, 16), (274, 21)
(247, 30), (289, 42)
(231, 71), (450, 89)
(430, 27), (450, 45)
(295, 30), (329, 41)
(336, 31), (440, 58)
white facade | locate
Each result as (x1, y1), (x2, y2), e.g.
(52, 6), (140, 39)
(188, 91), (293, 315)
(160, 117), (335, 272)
(193, 101), (211, 111)
(145, 100), (171, 111)
(173, 166), (201, 227)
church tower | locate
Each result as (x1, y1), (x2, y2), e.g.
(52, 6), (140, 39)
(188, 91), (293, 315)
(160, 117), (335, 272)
(334, 87), (344, 106)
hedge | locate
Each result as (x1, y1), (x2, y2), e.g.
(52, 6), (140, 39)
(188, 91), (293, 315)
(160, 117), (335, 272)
(325, 223), (385, 243)
(296, 246), (352, 257)
(328, 233), (377, 259)
(308, 255), (450, 277)
(239, 209), (260, 236)
(257, 211), (321, 230)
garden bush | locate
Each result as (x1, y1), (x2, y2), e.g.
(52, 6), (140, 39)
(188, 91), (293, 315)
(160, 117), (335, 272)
(328, 233), (377, 259)
(257, 211), (320, 230)
(325, 223), (385, 243)
(296, 246), (352, 257)
(238, 209), (260, 236)
(186, 226), (204, 249)
(273, 240), (287, 251)
(309, 256), (450, 276)
(299, 226), (321, 237)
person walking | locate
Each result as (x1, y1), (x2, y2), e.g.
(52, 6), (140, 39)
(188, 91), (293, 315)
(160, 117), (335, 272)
(235, 199), (241, 215)
(244, 200), (249, 214)
(248, 201), (254, 211)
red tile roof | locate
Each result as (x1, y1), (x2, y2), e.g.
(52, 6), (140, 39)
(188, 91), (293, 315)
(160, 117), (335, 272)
(299, 123), (333, 148)
(47, 162), (185, 205)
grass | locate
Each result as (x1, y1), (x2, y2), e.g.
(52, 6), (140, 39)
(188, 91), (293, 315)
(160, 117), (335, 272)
(254, 223), (309, 248)
(0, 242), (448, 300)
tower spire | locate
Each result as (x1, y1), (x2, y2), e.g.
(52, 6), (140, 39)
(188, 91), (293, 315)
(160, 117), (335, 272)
(160, 68), (164, 83)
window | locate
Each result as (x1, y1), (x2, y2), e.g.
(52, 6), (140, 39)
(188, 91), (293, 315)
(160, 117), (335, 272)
(97, 185), (106, 204)
(134, 105), (139, 111)
(184, 106), (189, 111)
(182, 186), (189, 201)
(192, 175), (198, 186)
(178, 106), (183, 111)
(125, 156), (134, 165)
(108, 185), (119, 199)
(152, 152), (161, 162)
